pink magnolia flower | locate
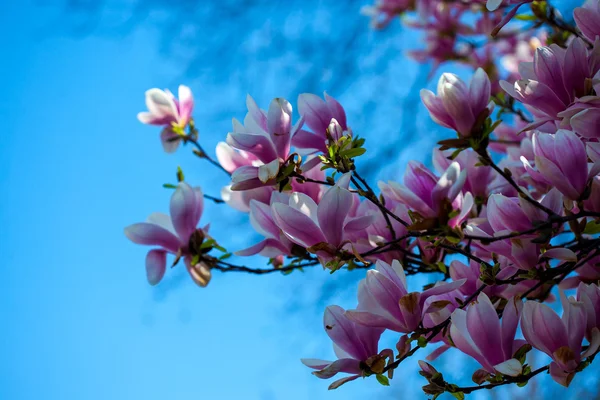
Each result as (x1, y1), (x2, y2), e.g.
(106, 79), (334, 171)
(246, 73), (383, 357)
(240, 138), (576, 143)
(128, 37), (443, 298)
(227, 96), (303, 190)
(574, 0), (600, 42)
(345, 260), (465, 333)
(521, 293), (600, 386)
(350, 200), (410, 264)
(584, 176), (600, 212)
(561, 255), (600, 289)
(531, 130), (588, 200)
(420, 68), (492, 137)
(380, 161), (473, 228)
(450, 260), (486, 297)
(235, 193), (295, 258)
(467, 190), (564, 271)
(558, 96), (600, 139)
(450, 294), (525, 377)
(124, 182), (210, 287)
(433, 149), (494, 198)
(137, 85), (194, 153)
(271, 174), (373, 261)
(500, 39), (600, 128)
(301, 305), (386, 390)
(577, 282), (600, 341)
(293, 93), (349, 153)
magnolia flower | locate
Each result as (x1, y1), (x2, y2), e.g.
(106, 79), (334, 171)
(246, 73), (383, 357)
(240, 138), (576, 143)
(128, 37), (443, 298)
(301, 305), (386, 390)
(227, 96), (303, 190)
(500, 39), (600, 127)
(450, 294), (525, 377)
(420, 68), (492, 137)
(350, 200), (410, 264)
(578, 283), (600, 341)
(531, 130), (588, 200)
(558, 97), (600, 139)
(137, 85), (194, 153)
(345, 260), (465, 333)
(235, 193), (295, 258)
(584, 176), (600, 212)
(521, 293), (600, 386)
(574, 0), (600, 42)
(293, 92), (349, 153)
(380, 161), (473, 228)
(433, 149), (494, 198)
(271, 174), (374, 262)
(124, 182), (211, 287)
(449, 260), (486, 297)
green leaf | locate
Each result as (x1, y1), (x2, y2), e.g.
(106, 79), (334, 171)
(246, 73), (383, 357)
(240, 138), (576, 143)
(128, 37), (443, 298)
(218, 253), (232, 260)
(163, 183), (177, 189)
(213, 243), (227, 252)
(200, 239), (216, 249)
(450, 392), (465, 400)
(376, 374), (390, 386)
(583, 220), (600, 235)
(514, 14), (537, 21)
(176, 166), (185, 182)
(445, 236), (461, 244)
(436, 262), (447, 274)
(340, 147), (367, 158)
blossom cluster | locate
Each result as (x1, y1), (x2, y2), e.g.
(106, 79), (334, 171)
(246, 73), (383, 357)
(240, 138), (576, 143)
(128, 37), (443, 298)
(125, 0), (600, 397)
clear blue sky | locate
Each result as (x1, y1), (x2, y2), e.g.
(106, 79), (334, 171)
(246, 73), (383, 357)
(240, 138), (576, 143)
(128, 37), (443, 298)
(0, 1), (401, 399)
(0, 0), (590, 399)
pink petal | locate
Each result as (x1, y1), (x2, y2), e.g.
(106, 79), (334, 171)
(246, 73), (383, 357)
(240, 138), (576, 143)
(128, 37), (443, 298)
(145, 249), (167, 285)
(267, 97), (292, 157)
(177, 85), (193, 126)
(271, 203), (326, 248)
(324, 305), (367, 360)
(124, 223), (180, 253)
(170, 182), (201, 242)
(466, 292), (503, 366)
(493, 359), (522, 377)
(542, 248), (578, 262)
(318, 185), (353, 247)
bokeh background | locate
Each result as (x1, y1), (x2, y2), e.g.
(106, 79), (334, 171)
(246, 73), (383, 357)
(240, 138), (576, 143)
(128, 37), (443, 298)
(0, 0), (596, 399)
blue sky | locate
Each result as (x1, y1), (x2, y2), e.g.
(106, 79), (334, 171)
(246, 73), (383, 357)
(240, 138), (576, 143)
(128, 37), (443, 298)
(0, 1), (401, 399)
(0, 0), (592, 399)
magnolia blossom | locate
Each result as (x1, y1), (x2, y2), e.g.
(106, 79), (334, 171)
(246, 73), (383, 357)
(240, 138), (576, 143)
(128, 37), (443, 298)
(531, 130), (589, 200)
(227, 96), (303, 190)
(574, 0), (600, 42)
(235, 193), (295, 258)
(345, 260), (465, 333)
(521, 293), (600, 386)
(380, 161), (473, 228)
(501, 38), (600, 128)
(351, 199), (410, 264)
(137, 85), (194, 153)
(271, 174), (374, 262)
(433, 149), (494, 198)
(450, 294), (525, 376)
(558, 97), (600, 139)
(301, 305), (386, 389)
(578, 283), (600, 341)
(124, 182), (211, 287)
(293, 92), (349, 153)
(420, 68), (492, 137)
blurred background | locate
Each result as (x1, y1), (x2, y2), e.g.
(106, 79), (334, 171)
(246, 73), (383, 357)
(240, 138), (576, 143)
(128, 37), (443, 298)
(0, 0), (596, 399)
